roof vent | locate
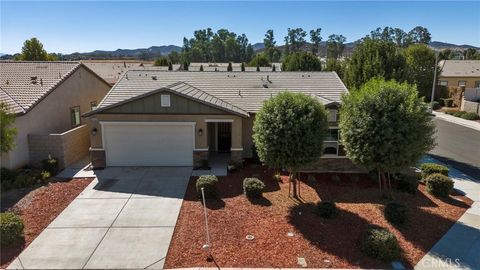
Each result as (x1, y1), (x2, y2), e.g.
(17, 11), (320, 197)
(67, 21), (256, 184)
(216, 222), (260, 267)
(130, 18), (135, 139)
(151, 76), (157, 80)
(267, 75), (272, 83)
(262, 83), (268, 88)
(40, 78), (43, 86)
(238, 90), (242, 97)
(5, 80), (9, 85)
(126, 74), (129, 80)
(30, 76), (38, 84)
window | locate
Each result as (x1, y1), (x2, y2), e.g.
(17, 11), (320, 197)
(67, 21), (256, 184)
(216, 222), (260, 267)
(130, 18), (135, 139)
(322, 127), (345, 157)
(458, 81), (466, 87)
(328, 109), (338, 122)
(439, 81), (448, 86)
(70, 106), (80, 127)
(161, 94), (171, 107)
(90, 101), (98, 111)
(475, 81), (480, 88)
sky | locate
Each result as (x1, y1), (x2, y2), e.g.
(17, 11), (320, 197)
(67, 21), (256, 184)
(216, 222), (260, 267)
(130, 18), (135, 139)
(1, 1), (479, 54)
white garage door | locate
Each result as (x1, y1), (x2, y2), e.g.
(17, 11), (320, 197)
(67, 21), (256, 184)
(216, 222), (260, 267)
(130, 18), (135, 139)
(102, 122), (194, 166)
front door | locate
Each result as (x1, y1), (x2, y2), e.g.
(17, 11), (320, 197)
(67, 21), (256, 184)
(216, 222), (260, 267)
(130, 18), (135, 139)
(217, 122), (231, 153)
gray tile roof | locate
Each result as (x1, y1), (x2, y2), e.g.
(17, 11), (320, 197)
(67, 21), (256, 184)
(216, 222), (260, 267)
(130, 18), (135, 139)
(95, 69), (348, 114)
(439, 60), (480, 77)
(0, 61), (81, 114)
(188, 62), (282, 72)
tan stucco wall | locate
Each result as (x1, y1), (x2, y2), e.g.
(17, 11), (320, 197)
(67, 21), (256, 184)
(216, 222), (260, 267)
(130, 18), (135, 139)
(1, 66), (111, 169)
(88, 114), (244, 150)
(438, 76), (480, 88)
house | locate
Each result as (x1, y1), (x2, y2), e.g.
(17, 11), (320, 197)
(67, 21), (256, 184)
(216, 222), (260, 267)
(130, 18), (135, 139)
(438, 60), (480, 88)
(84, 70), (363, 172)
(0, 61), (111, 170)
(82, 60), (156, 85)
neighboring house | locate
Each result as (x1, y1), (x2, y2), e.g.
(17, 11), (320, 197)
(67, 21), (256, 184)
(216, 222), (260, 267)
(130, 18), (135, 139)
(0, 61), (111, 170)
(84, 70), (363, 172)
(438, 60), (480, 88)
(82, 60), (156, 85)
(189, 62), (282, 72)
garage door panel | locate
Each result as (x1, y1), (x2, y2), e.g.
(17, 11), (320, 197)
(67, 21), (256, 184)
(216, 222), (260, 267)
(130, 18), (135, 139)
(103, 123), (194, 166)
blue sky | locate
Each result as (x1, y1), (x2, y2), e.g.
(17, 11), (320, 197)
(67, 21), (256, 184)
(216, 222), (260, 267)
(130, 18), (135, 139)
(1, 1), (479, 54)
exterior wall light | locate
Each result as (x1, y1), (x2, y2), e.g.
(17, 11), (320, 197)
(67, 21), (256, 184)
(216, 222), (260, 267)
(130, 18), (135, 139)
(198, 128), (203, 136)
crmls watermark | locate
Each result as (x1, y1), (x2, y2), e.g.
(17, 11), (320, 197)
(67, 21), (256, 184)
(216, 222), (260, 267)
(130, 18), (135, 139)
(421, 257), (461, 268)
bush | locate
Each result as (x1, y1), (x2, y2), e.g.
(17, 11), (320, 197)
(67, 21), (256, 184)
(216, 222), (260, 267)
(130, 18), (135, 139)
(273, 173), (281, 182)
(40, 170), (51, 182)
(13, 172), (36, 188)
(316, 201), (338, 218)
(394, 173), (418, 194)
(1, 168), (17, 190)
(444, 98), (453, 107)
(384, 202), (408, 226)
(461, 112), (480, 120)
(196, 175), (218, 199)
(362, 227), (401, 261)
(432, 101), (440, 110)
(243, 178), (266, 198)
(453, 111), (467, 117)
(425, 173), (454, 198)
(0, 212), (24, 246)
(420, 163), (449, 179)
(42, 155), (59, 176)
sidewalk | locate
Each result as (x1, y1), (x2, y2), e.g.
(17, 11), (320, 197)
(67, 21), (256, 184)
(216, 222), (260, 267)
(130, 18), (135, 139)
(433, 111), (480, 132)
(415, 156), (480, 270)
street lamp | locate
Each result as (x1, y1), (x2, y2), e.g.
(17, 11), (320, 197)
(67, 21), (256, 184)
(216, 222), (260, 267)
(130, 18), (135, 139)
(430, 51), (440, 112)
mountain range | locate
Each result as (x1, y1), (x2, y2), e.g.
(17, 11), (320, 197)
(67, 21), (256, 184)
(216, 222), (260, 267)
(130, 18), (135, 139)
(1, 41), (478, 60)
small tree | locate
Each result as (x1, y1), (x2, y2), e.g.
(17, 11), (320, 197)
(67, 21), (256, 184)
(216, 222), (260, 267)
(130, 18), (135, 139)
(0, 103), (17, 153)
(272, 65), (276, 72)
(256, 65), (260, 72)
(282, 52), (321, 71)
(199, 64), (204, 71)
(168, 62), (173, 71)
(154, 57), (169, 66)
(183, 61), (189, 71)
(241, 62), (245, 72)
(227, 62), (233, 72)
(249, 53), (271, 67)
(18, 38), (48, 61)
(253, 92), (328, 197)
(339, 78), (435, 197)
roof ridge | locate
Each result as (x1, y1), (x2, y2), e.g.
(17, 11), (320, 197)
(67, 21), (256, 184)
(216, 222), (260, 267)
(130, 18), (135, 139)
(0, 60), (80, 64)
(171, 81), (248, 115)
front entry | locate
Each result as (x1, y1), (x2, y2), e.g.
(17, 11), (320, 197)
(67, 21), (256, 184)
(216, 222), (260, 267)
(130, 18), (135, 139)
(217, 122), (232, 152)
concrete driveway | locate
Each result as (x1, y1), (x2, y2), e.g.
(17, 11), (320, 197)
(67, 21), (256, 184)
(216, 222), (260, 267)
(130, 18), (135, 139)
(8, 166), (192, 270)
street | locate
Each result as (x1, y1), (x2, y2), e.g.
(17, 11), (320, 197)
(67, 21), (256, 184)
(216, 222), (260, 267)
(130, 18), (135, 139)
(430, 117), (480, 180)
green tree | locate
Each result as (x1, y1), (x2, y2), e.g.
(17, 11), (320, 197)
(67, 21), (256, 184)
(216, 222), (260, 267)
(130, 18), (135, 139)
(439, 49), (453, 60)
(339, 78), (435, 196)
(18, 38), (49, 61)
(309, 28), (322, 55)
(282, 52), (321, 71)
(154, 57), (169, 66)
(227, 62), (233, 71)
(0, 103), (17, 153)
(199, 64), (204, 71)
(404, 44), (437, 99)
(407, 26), (431, 45)
(325, 58), (345, 79)
(183, 61), (189, 71)
(253, 92), (328, 198)
(264, 29), (281, 62)
(285, 28), (307, 53)
(241, 62), (245, 72)
(326, 34), (346, 59)
(344, 38), (407, 89)
(168, 62), (173, 71)
(168, 51), (181, 63)
(249, 53), (271, 67)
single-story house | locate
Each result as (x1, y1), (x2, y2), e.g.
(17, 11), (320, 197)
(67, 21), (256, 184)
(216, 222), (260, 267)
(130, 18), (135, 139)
(84, 70), (363, 172)
(0, 61), (111, 170)
(438, 60), (480, 88)
(82, 60), (156, 85)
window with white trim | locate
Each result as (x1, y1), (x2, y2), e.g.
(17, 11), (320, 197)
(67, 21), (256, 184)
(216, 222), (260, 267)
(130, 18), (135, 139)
(439, 81), (448, 86)
(322, 127), (345, 157)
(458, 81), (466, 87)
(161, 94), (171, 107)
(328, 109), (338, 122)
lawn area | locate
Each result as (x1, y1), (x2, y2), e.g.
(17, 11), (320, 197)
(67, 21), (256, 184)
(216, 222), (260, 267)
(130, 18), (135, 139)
(165, 163), (472, 269)
(0, 178), (92, 269)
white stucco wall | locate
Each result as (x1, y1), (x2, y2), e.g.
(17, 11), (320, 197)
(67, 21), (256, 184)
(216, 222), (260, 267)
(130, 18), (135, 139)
(1, 66), (111, 169)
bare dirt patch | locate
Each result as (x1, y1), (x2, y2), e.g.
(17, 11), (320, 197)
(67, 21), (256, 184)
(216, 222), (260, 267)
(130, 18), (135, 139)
(165, 164), (472, 269)
(1, 178), (92, 269)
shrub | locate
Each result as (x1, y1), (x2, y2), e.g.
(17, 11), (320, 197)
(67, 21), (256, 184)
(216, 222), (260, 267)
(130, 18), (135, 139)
(453, 111), (467, 117)
(42, 155), (59, 176)
(0, 212), (24, 246)
(394, 173), (418, 194)
(273, 173), (281, 182)
(13, 172), (36, 188)
(461, 112), (480, 120)
(444, 109), (456, 115)
(425, 173), (454, 198)
(384, 202), (408, 226)
(243, 178), (266, 198)
(420, 163), (449, 179)
(316, 201), (338, 218)
(196, 175), (218, 199)
(432, 101), (440, 110)
(444, 98), (453, 107)
(1, 168), (17, 189)
(362, 227), (401, 261)
(40, 170), (51, 182)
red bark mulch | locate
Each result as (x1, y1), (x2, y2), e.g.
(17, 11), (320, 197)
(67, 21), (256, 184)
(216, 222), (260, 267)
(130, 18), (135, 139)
(165, 164), (472, 269)
(1, 178), (92, 269)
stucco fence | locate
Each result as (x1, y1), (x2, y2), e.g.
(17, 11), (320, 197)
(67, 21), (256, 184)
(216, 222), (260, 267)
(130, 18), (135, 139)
(461, 88), (480, 116)
(28, 125), (90, 171)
